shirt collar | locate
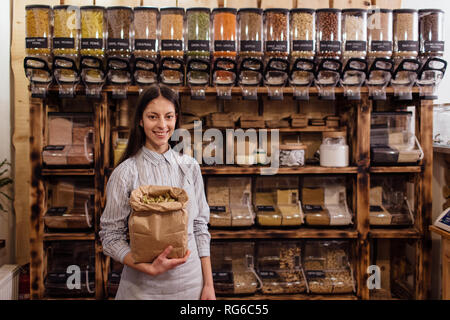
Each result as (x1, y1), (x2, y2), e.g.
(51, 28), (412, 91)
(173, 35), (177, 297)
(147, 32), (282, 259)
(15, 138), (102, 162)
(141, 145), (174, 165)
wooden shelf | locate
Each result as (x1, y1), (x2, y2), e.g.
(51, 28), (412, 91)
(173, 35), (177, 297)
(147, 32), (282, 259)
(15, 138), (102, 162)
(188, 126), (346, 133)
(218, 293), (357, 300)
(433, 145), (450, 155)
(429, 225), (450, 238)
(201, 165), (358, 175)
(369, 227), (421, 239)
(43, 232), (95, 241)
(42, 168), (95, 176)
(211, 227), (358, 239)
(369, 166), (422, 173)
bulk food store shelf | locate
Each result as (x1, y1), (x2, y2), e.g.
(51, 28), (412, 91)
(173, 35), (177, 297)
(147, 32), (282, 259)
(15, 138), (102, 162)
(369, 166), (422, 173)
(201, 165), (359, 175)
(41, 169), (96, 176)
(210, 227), (358, 239)
(369, 227), (421, 239)
(43, 232), (96, 241)
(217, 294), (358, 301)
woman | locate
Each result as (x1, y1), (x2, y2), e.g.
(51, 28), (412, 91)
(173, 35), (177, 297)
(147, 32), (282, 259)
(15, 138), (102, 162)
(99, 84), (215, 300)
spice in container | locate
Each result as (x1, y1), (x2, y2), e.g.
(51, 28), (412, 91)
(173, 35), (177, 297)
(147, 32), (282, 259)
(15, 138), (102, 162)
(316, 9), (342, 60)
(367, 9), (393, 63)
(419, 9), (445, 59)
(133, 7), (159, 58)
(186, 8), (211, 59)
(106, 7), (132, 57)
(393, 9), (419, 60)
(80, 6), (106, 56)
(290, 9), (315, 61)
(263, 9), (290, 63)
(342, 9), (367, 63)
(160, 7), (185, 58)
(238, 8), (264, 59)
(53, 6), (80, 57)
(25, 5), (52, 56)
(212, 8), (237, 58)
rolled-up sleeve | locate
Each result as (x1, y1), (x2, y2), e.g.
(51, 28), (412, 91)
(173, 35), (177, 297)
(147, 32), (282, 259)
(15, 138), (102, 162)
(192, 162), (211, 258)
(99, 163), (133, 264)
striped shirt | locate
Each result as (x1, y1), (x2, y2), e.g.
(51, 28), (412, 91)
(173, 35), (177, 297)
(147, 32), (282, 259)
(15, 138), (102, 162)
(99, 146), (211, 264)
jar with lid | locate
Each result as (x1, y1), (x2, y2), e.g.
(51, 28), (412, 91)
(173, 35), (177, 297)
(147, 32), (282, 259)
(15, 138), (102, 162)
(53, 5), (80, 57)
(367, 9), (393, 66)
(212, 8), (238, 98)
(393, 9), (419, 63)
(25, 5), (52, 57)
(186, 8), (211, 95)
(419, 9), (445, 61)
(237, 8), (264, 99)
(342, 9), (367, 66)
(290, 9), (315, 61)
(316, 9), (342, 61)
(133, 7), (159, 59)
(159, 7), (185, 86)
(80, 6), (105, 57)
(106, 6), (132, 58)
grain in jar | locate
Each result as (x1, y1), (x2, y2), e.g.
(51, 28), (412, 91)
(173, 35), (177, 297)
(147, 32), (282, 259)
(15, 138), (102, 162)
(263, 9), (289, 62)
(419, 9), (445, 59)
(186, 8), (211, 59)
(106, 6), (133, 57)
(212, 8), (237, 58)
(80, 6), (105, 56)
(25, 5), (52, 56)
(238, 8), (263, 59)
(53, 6), (80, 57)
(393, 9), (419, 59)
(290, 9), (315, 60)
(342, 9), (367, 61)
(160, 7), (185, 58)
(367, 9), (393, 62)
(133, 7), (159, 58)
(316, 9), (342, 60)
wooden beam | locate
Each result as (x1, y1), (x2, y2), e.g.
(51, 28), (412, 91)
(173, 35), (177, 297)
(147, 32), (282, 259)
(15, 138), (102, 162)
(331, 0), (371, 9)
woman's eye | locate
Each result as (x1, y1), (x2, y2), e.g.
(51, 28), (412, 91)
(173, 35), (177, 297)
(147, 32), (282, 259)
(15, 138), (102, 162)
(148, 115), (157, 120)
(167, 115), (174, 119)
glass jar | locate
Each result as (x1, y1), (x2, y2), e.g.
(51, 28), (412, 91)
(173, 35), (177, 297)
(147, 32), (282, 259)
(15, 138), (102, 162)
(263, 9), (289, 63)
(290, 8), (315, 61)
(212, 8), (237, 59)
(106, 6), (133, 58)
(316, 9), (342, 60)
(419, 9), (445, 60)
(80, 6), (106, 57)
(133, 7), (159, 58)
(393, 9), (419, 60)
(160, 7), (185, 58)
(186, 7), (211, 59)
(342, 9), (367, 63)
(25, 5), (52, 56)
(53, 5), (80, 57)
(367, 9), (393, 64)
(238, 8), (263, 59)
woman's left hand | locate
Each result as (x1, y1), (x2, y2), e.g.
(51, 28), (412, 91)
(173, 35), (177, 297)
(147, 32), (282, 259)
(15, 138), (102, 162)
(200, 284), (216, 300)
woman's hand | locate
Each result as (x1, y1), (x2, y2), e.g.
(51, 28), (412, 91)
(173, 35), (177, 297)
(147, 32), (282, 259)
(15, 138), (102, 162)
(200, 283), (216, 300)
(123, 246), (190, 276)
(148, 246), (191, 276)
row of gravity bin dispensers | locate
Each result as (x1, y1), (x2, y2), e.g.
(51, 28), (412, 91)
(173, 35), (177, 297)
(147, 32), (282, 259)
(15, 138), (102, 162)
(23, 6), (447, 101)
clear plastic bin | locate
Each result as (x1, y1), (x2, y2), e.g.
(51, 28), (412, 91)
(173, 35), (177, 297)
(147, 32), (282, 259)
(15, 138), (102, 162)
(370, 175), (415, 226)
(25, 5), (52, 57)
(303, 241), (355, 294)
(45, 241), (95, 297)
(80, 6), (106, 57)
(256, 241), (306, 294)
(371, 112), (423, 164)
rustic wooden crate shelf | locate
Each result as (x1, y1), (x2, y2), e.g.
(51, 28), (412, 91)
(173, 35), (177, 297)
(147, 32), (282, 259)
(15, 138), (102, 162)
(210, 227), (358, 239)
(369, 166), (422, 173)
(191, 126), (347, 133)
(217, 293), (357, 300)
(369, 227), (421, 239)
(41, 169), (96, 176)
(200, 165), (359, 175)
(43, 232), (96, 241)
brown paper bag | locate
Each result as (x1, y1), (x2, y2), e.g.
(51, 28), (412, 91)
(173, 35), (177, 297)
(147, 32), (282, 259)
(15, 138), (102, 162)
(129, 185), (189, 263)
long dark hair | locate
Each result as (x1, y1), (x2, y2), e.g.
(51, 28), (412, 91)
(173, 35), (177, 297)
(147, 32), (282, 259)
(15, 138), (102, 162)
(117, 84), (180, 166)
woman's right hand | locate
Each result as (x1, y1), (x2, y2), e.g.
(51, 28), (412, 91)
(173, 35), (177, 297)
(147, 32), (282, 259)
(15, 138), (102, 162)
(147, 246), (191, 276)
(123, 246), (190, 276)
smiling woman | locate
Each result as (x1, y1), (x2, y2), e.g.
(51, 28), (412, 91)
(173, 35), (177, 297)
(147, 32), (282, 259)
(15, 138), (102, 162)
(100, 84), (216, 300)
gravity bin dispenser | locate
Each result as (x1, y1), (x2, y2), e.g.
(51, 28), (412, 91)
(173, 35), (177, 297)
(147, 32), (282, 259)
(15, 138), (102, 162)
(340, 58), (367, 100)
(366, 58), (394, 101)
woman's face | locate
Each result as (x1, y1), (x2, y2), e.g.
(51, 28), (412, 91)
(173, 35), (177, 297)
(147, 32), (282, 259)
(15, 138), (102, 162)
(140, 95), (177, 152)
